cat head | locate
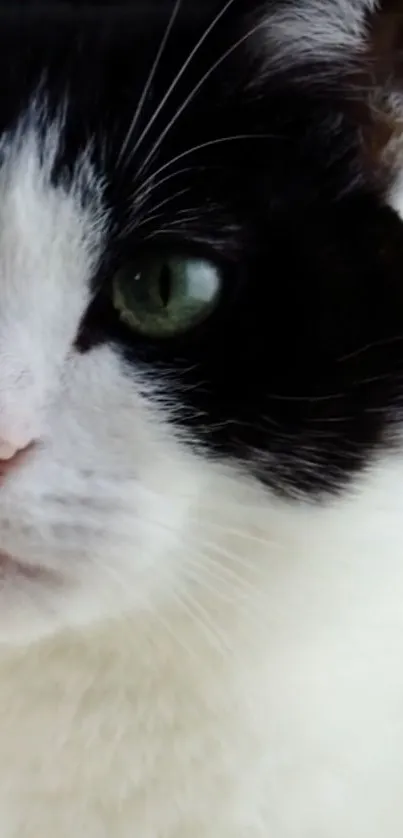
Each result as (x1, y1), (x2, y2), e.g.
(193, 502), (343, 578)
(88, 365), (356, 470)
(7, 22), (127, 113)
(0, 0), (402, 645)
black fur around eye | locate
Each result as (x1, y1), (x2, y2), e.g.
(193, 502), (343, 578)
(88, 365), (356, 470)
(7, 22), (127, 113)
(55, 0), (403, 500)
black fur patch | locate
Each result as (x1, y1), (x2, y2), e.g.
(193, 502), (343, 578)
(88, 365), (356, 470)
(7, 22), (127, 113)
(3, 0), (403, 495)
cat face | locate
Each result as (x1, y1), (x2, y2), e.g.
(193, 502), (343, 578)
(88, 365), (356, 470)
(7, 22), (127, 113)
(0, 0), (402, 645)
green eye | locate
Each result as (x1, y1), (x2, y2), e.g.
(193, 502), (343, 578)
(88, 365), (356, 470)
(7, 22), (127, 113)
(112, 254), (221, 338)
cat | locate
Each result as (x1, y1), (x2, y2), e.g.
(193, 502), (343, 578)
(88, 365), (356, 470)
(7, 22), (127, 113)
(1, 0), (403, 835)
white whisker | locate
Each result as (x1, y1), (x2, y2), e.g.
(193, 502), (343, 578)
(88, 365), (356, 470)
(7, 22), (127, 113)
(184, 551), (259, 598)
(149, 596), (201, 662)
(184, 563), (246, 605)
(186, 520), (281, 550)
(192, 537), (274, 575)
(117, 0), (183, 166)
(128, 212), (165, 230)
(183, 565), (268, 628)
(122, 187), (191, 236)
(143, 224), (199, 239)
(129, 134), (273, 195)
(135, 165), (204, 208)
(175, 585), (232, 658)
(155, 214), (201, 226)
(135, 20), (270, 181)
(124, 0), (238, 168)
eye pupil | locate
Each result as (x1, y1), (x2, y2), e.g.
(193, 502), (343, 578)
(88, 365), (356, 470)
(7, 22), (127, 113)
(158, 263), (172, 309)
(112, 255), (220, 338)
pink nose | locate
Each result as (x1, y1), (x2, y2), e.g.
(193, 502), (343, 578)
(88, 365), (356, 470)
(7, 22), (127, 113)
(0, 439), (35, 476)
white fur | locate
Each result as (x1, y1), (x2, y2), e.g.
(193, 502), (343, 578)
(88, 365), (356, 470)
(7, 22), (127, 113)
(387, 161), (403, 216)
(4, 453), (403, 836)
(1, 95), (403, 836)
(263, 0), (378, 68)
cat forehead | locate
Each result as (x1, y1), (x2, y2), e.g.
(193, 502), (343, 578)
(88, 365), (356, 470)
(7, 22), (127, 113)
(0, 1), (371, 135)
(0, 3), (254, 161)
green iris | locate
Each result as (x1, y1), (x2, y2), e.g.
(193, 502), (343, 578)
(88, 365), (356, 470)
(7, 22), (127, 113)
(112, 254), (221, 338)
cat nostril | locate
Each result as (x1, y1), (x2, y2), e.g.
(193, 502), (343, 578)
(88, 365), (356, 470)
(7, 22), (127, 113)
(0, 439), (36, 472)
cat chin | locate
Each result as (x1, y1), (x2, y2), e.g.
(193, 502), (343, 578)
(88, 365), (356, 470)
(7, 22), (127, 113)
(0, 568), (138, 648)
(0, 549), (173, 647)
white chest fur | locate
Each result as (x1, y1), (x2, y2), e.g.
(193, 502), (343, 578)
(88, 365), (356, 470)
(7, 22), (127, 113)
(1, 456), (403, 836)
